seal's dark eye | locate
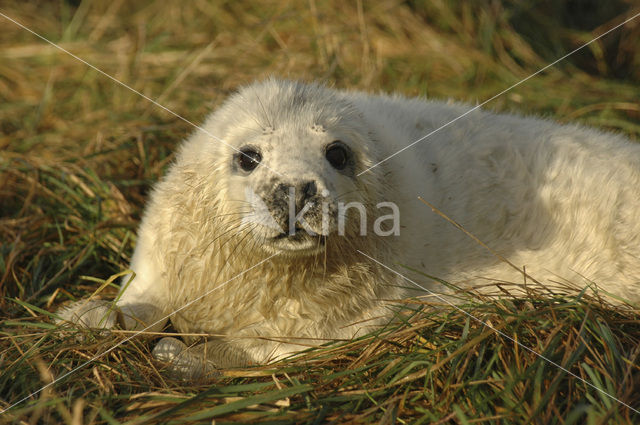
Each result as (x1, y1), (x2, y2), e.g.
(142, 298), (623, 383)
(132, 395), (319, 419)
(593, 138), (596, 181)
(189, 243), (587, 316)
(237, 148), (262, 172)
(325, 142), (348, 170)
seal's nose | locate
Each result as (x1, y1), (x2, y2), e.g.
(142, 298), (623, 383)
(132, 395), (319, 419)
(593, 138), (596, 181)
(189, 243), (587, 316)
(271, 180), (318, 215)
(267, 180), (320, 235)
(273, 181), (317, 207)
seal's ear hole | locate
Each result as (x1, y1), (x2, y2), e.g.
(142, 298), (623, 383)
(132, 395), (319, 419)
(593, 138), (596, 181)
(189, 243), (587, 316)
(325, 141), (349, 170)
(237, 147), (262, 172)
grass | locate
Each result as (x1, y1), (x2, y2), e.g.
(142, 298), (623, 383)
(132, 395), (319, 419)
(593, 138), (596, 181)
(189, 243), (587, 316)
(1, 0), (640, 423)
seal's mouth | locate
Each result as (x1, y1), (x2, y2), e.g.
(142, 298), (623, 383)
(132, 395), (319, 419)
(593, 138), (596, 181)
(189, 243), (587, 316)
(273, 226), (316, 240)
(269, 228), (326, 253)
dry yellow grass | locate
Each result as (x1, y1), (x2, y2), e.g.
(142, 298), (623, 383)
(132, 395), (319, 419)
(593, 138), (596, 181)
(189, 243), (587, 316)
(1, 0), (639, 423)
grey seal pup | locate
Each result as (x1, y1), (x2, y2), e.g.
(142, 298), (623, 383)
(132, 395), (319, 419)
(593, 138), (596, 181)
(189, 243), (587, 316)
(58, 79), (640, 379)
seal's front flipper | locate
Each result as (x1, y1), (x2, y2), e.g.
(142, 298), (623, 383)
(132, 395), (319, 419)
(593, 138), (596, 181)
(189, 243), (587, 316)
(152, 337), (253, 380)
(152, 337), (220, 380)
(56, 298), (167, 337)
(56, 299), (119, 329)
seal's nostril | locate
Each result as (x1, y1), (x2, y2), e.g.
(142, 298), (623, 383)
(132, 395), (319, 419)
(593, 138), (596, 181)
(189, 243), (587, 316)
(274, 183), (289, 199)
(301, 181), (317, 199)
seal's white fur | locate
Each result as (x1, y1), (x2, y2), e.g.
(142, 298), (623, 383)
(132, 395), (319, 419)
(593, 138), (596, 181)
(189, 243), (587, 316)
(59, 79), (640, 378)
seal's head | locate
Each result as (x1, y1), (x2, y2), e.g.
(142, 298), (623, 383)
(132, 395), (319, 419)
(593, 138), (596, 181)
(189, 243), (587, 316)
(188, 79), (383, 256)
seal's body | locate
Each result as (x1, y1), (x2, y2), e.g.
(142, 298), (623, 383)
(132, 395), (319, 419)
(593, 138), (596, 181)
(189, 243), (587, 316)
(59, 79), (640, 378)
